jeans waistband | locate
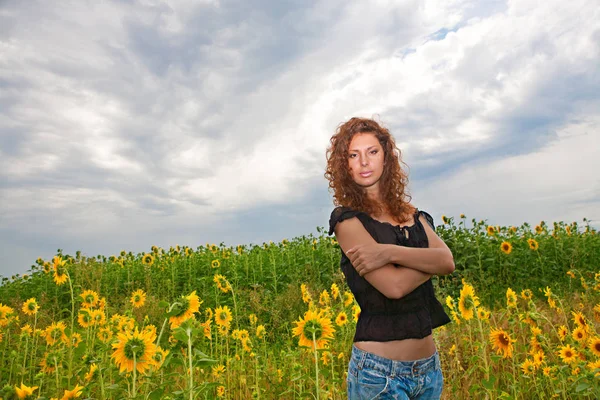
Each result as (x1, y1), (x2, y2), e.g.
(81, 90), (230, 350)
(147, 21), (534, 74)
(351, 345), (440, 377)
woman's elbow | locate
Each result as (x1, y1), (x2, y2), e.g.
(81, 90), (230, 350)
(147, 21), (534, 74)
(443, 253), (455, 275)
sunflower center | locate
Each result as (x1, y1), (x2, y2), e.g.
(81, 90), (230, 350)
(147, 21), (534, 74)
(303, 319), (324, 340)
(124, 337), (146, 360)
(499, 334), (509, 346)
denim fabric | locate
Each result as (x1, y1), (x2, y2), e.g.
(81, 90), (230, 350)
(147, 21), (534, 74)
(347, 345), (443, 400)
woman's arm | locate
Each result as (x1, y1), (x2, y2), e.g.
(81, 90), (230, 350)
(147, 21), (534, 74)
(348, 214), (455, 277)
(334, 216), (431, 299)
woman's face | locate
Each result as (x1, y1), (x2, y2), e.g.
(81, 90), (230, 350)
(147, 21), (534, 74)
(347, 132), (385, 191)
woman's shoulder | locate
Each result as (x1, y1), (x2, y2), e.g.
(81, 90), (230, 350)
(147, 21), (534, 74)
(413, 208), (436, 230)
(328, 206), (369, 235)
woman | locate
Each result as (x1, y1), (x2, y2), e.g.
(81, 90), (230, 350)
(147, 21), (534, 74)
(325, 117), (455, 399)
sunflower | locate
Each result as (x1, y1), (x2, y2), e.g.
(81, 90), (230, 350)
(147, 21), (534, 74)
(490, 328), (514, 358)
(84, 364), (98, 382)
(214, 305), (233, 328)
(566, 270), (576, 279)
(212, 364), (226, 379)
(506, 288), (517, 308)
(169, 291), (202, 328)
(0, 304), (15, 326)
(532, 350), (544, 366)
(521, 358), (536, 375)
(80, 289), (99, 308)
(486, 226), (495, 235)
(40, 350), (62, 374)
(44, 321), (68, 346)
(90, 309), (106, 326)
(557, 344), (578, 364)
(216, 386), (226, 398)
(21, 323), (33, 335)
(535, 225), (543, 234)
(217, 323), (229, 336)
(22, 298), (39, 316)
(14, 382), (38, 399)
(441, 215), (448, 224)
(78, 309), (93, 328)
(335, 312), (348, 326)
(248, 313), (257, 325)
(588, 360), (600, 375)
(142, 253), (154, 267)
(185, 247), (193, 257)
(565, 225), (572, 235)
(69, 332), (82, 348)
(572, 311), (587, 328)
(319, 290), (331, 306)
(256, 325), (266, 339)
(557, 325), (568, 341)
(130, 289), (146, 308)
(205, 308), (214, 322)
(151, 346), (169, 370)
(213, 274), (231, 293)
(526, 238), (539, 251)
(211, 259), (221, 268)
(301, 284), (312, 304)
(292, 309), (335, 350)
(343, 291), (354, 307)
(520, 289), (533, 301)
(352, 305), (361, 322)
(60, 384), (84, 399)
(330, 283), (340, 300)
(588, 337), (600, 357)
(53, 256), (69, 286)
(458, 283), (479, 320)
(572, 326), (587, 342)
(111, 327), (158, 374)
(477, 307), (490, 321)
(500, 242), (512, 255)
(98, 327), (113, 343)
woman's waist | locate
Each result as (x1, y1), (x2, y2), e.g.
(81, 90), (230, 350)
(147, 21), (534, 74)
(354, 335), (436, 362)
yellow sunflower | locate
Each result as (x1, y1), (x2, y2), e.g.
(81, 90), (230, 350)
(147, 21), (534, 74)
(211, 259), (221, 268)
(319, 290), (331, 306)
(477, 307), (490, 321)
(506, 288), (517, 308)
(78, 309), (93, 328)
(301, 284), (312, 304)
(588, 337), (600, 357)
(84, 364), (98, 382)
(214, 305), (233, 328)
(44, 321), (68, 346)
(130, 289), (146, 308)
(213, 274), (231, 293)
(292, 309), (335, 350)
(490, 328), (514, 358)
(168, 291), (202, 328)
(521, 358), (536, 375)
(520, 289), (533, 301)
(151, 346), (169, 370)
(22, 298), (39, 316)
(98, 327), (113, 343)
(60, 384), (84, 399)
(557, 325), (569, 341)
(142, 253), (154, 267)
(486, 226), (495, 235)
(557, 344), (578, 364)
(330, 283), (340, 300)
(500, 241), (512, 255)
(212, 364), (226, 379)
(343, 291), (354, 307)
(216, 386), (226, 398)
(53, 256), (69, 285)
(248, 313), (257, 325)
(80, 289), (99, 308)
(572, 326), (587, 342)
(111, 327), (158, 374)
(352, 305), (361, 322)
(535, 225), (543, 234)
(572, 311), (587, 328)
(14, 383), (38, 399)
(527, 238), (539, 250)
(256, 325), (266, 339)
(69, 332), (82, 348)
(458, 283), (479, 320)
(335, 312), (348, 327)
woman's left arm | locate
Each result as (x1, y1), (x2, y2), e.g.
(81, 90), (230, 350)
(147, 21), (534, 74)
(348, 214), (455, 277)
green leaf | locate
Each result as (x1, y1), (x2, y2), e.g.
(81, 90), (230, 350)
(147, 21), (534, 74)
(576, 382), (590, 392)
(158, 300), (169, 309)
(481, 376), (496, 390)
(149, 388), (164, 400)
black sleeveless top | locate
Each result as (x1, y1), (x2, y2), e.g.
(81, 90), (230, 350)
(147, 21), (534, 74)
(328, 207), (451, 342)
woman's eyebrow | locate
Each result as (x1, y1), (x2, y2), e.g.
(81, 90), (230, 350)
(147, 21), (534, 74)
(349, 145), (378, 152)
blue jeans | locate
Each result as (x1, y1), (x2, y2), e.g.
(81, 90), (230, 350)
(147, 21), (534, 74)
(347, 345), (443, 399)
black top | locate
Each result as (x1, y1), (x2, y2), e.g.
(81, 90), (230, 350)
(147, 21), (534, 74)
(328, 206), (451, 342)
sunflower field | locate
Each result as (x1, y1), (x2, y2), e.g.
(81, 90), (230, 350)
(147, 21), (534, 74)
(0, 215), (599, 399)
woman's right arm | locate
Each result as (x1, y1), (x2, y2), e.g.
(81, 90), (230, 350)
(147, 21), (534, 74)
(334, 216), (431, 299)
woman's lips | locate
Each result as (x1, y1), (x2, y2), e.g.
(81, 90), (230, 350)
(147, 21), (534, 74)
(360, 171), (373, 177)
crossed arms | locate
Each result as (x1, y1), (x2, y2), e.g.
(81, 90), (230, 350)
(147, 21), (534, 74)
(333, 214), (455, 299)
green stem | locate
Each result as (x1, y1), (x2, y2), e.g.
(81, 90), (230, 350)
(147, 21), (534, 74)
(188, 328), (194, 400)
(133, 351), (137, 398)
(312, 331), (320, 400)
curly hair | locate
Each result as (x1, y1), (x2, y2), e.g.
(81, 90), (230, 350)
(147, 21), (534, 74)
(324, 117), (414, 222)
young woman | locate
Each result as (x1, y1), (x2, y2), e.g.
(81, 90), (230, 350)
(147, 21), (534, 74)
(325, 117), (455, 399)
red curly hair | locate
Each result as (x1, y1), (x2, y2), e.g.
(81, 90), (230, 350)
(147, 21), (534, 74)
(324, 117), (414, 222)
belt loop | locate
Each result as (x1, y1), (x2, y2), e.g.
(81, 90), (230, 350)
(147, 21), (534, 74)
(358, 347), (367, 370)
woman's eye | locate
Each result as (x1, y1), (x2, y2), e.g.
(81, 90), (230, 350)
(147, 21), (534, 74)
(370, 150), (378, 155)
(349, 154), (356, 158)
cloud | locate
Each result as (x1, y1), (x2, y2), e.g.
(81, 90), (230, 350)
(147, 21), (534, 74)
(0, 0), (599, 276)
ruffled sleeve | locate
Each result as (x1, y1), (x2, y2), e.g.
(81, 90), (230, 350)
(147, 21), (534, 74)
(328, 207), (365, 236)
(417, 210), (436, 231)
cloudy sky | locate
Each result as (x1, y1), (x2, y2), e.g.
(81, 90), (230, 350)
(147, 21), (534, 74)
(1, 0), (599, 277)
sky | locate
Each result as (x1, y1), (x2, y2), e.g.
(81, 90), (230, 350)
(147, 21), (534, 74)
(1, 0), (599, 278)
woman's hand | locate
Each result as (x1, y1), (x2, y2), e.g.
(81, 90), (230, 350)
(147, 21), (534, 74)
(346, 244), (390, 276)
